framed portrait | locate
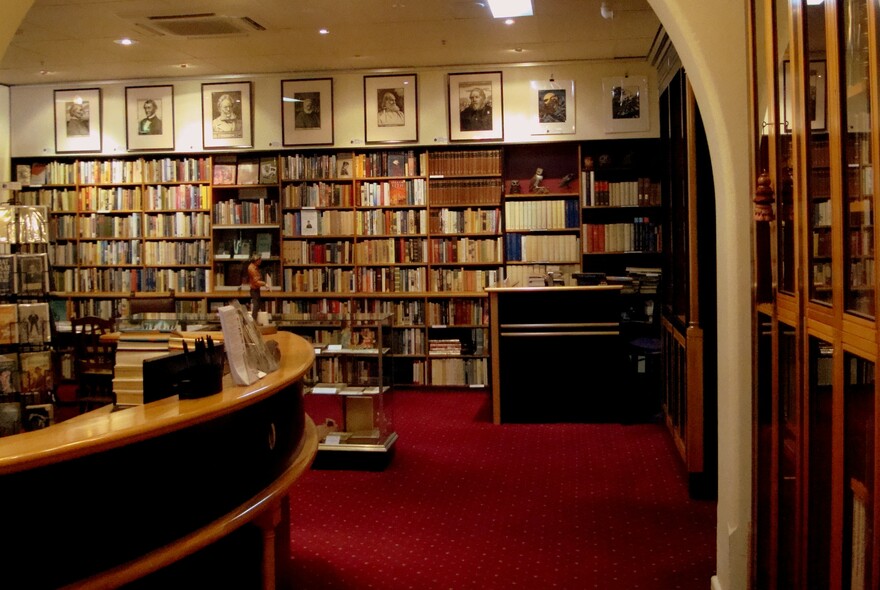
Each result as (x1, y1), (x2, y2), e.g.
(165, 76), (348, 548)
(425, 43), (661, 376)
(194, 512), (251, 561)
(201, 81), (253, 149)
(782, 60), (826, 133)
(602, 76), (649, 133)
(282, 78), (334, 146)
(54, 88), (102, 153)
(364, 74), (418, 144)
(531, 79), (575, 135)
(125, 85), (174, 151)
(448, 71), (503, 142)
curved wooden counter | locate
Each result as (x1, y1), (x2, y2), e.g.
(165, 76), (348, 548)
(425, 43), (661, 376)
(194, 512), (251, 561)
(0, 331), (317, 589)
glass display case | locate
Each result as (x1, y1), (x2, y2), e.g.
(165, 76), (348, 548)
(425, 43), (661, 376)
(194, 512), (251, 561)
(276, 313), (396, 460)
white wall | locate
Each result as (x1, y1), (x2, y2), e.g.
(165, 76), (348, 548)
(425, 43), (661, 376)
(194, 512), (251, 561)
(10, 61), (657, 157)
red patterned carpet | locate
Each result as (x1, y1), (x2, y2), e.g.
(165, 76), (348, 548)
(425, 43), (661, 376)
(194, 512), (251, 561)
(290, 390), (716, 589)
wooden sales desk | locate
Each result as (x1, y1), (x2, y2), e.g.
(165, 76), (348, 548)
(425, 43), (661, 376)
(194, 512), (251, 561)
(0, 331), (317, 590)
(487, 286), (625, 424)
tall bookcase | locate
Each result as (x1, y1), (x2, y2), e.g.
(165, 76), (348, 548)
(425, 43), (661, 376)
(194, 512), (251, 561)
(13, 140), (661, 389)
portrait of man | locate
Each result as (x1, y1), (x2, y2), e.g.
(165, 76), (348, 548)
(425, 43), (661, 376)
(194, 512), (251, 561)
(138, 98), (163, 135)
(212, 92), (243, 139)
(377, 89), (405, 127)
(539, 90), (566, 123)
(459, 84), (492, 131)
(66, 101), (90, 136)
(294, 93), (321, 129)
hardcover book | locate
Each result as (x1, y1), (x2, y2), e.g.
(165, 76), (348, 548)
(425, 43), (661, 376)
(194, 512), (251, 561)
(0, 401), (21, 436)
(19, 350), (52, 394)
(17, 252), (49, 293)
(18, 302), (51, 345)
(301, 209), (319, 236)
(255, 232), (273, 257)
(336, 153), (354, 178)
(23, 403), (53, 430)
(0, 354), (20, 395)
(387, 152), (406, 177)
(212, 155), (237, 185)
(259, 157), (278, 184)
(237, 159), (260, 185)
(0, 304), (18, 345)
(18, 206), (49, 243)
(0, 254), (16, 295)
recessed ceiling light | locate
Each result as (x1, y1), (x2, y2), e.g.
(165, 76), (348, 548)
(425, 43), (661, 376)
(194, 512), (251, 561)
(505, 18), (515, 25)
(319, 28), (330, 35)
(114, 38), (136, 46)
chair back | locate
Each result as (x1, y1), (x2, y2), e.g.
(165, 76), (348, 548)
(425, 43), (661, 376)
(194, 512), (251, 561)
(128, 291), (176, 316)
(71, 316), (116, 375)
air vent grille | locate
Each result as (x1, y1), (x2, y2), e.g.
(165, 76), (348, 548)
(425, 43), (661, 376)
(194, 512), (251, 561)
(143, 13), (264, 37)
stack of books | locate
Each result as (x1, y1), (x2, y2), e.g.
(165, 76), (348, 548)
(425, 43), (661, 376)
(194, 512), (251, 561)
(428, 339), (462, 356)
(112, 332), (171, 405)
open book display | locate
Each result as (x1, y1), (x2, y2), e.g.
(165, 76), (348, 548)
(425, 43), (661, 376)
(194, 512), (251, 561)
(217, 300), (279, 386)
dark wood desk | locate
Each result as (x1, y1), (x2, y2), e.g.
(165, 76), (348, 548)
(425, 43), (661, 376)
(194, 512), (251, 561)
(487, 286), (625, 424)
(0, 331), (316, 589)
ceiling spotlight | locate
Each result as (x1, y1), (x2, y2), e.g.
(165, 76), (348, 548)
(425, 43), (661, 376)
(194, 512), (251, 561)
(319, 28), (330, 35)
(114, 38), (136, 46)
(600, 2), (614, 20)
(505, 18), (515, 25)
(487, 0), (533, 18)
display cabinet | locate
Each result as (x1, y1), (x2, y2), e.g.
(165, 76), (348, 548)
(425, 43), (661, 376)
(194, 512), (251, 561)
(750, 0), (880, 586)
(277, 313), (396, 458)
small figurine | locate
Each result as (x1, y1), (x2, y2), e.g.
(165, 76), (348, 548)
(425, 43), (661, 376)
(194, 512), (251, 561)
(508, 180), (522, 194)
(530, 167), (547, 193)
(559, 172), (576, 188)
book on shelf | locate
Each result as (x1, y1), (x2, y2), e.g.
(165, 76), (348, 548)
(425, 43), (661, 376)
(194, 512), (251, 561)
(212, 156), (237, 185)
(301, 209), (319, 236)
(255, 232), (273, 258)
(18, 302), (50, 345)
(23, 403), (53, 431)
(0, 304), (17, 345)
(29, 163), (47, 186)
(19, 350), (52, 394)
(18, 206), (49, 243)
(336, 153), (354, 178)
(16, 164), (31, 186)
(0, 254), (16, 295)
(259, 157), (278, 184)
(17, 252), (49, 293)
(0, 401), (22, 436)
(0, 354), (20, 395)
(236, 159), (260, 185)
(387, 152), (407, 176)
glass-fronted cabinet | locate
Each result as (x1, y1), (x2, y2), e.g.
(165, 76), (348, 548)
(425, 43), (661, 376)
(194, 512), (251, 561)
(751, 0), (880, 586)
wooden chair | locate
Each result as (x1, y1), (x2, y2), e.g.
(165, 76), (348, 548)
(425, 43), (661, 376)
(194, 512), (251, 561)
(128, 290), (176, 317)
(71, 316), (116, 412)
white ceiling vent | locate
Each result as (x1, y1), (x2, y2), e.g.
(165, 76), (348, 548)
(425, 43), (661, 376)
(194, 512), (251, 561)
(138, 13), (265, 37)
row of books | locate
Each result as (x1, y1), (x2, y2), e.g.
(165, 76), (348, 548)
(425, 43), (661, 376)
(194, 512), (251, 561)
(581, 220), (662, 254)
(429, 237), (502, 264)
(392, 328), (426, 355)
(359, 179), (427, 207)
(282, 182), (354, 208)
(503, 233), (580, 263)
(427, 149), (503, 176)
(428, 357), (488, 387)
(427, 178), (503, 206)
(212, 199), (280, 225)
(504, 199), (580, 230)
(355, 237), (426, 264)
(355, 209), (428, 236)
(426, 300), (488, 325)
(429, 269), (499, 292)
(428, 207), (502, 234)
(284, 209), (355, 237)
(17, 158), (211, 186)
(351, 150), (423, 178)
(50, 267), (211, 293)
(581, 170), (662, 207)
(282, 239), (354, 265)
(144, 212), (211, 238)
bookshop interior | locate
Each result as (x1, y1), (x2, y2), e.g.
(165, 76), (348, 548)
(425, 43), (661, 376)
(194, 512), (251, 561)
(1, 0), (874, 589)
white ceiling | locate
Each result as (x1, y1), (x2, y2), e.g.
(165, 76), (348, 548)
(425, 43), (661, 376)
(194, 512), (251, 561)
(0, 0), (662, 86)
